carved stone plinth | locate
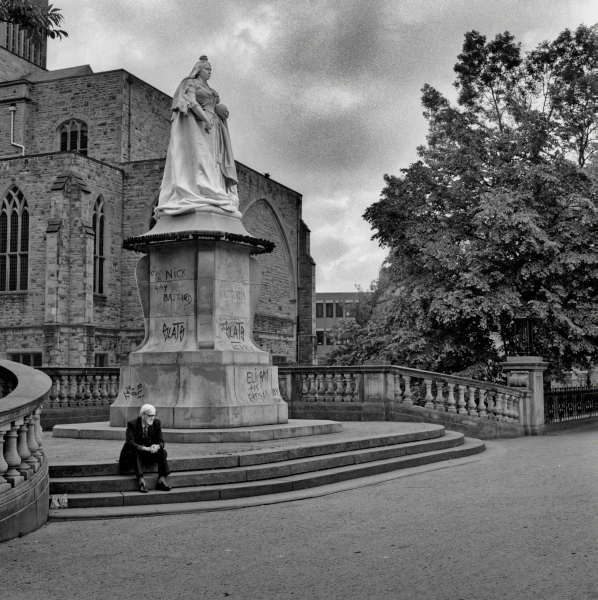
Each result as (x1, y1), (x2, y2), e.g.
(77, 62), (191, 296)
(110, 215), (288, 428)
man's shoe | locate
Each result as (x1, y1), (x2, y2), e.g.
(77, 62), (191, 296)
(156, 482), (171, 492)
(138, 482), (149, 493)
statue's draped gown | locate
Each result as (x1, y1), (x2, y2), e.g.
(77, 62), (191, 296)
(155, 77), (239, 218)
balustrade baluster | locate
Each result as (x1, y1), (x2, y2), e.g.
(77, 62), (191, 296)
(0, 426), (11, 490)
(494, 392), (504, 421)
(352, 373), (362, 402)
(100, 374), (110, 404)
(108, 374), (118, 404)
(324, 374), (334, 401)
(457, 385), (467, 415)
(343, 373), (353, 402)
(48, 375), (59, 406)
(446, 383), (456, 413)
(300, 374), (308, 399)
(468, 386), (478, 416)
(505, 394), (514, 422)
(487, 391), (496, 419)
(25, 416), (39, 472)
(83, 374), (92, 404)
(316, 374), (326, 400)
(91, 375), (101, 404)
(333, 373), (343, 402)
(402, 376), (413, 406)
(58, 375), (68, 406)
(76, 374), (86, 405)
(434, 381), (445, 411)
(393, 373), (402, 404)
(66, 374), (76, 406)
(33, 408), (43, 458)
(477, 388), (487, 418)
(307, 374), (317, 402)
(424, 379), (434, 409)
(3, 424), (23, 486)
(16, 422), (33, 479)
(512, 395), (520, 424)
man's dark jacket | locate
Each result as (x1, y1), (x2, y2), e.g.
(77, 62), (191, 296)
(118, 416), (166, 472)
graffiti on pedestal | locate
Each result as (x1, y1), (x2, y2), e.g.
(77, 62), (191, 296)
(123, 382), (144, 403)
(163, 321), (185, 343)
(245, 367), (283, 404)
(219, 318), (254, 351)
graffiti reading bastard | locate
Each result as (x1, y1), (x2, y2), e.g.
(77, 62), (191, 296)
(163, 321), (185, 343)
(245, 368), (283, 404)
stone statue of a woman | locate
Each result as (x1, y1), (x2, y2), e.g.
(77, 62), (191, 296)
(154, 56), (241, 219)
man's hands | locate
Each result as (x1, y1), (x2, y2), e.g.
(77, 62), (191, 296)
(144, 444), (161, 453)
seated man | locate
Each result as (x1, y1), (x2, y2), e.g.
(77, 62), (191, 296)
(118, 404), (172, 493)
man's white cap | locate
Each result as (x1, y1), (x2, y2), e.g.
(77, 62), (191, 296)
(140, 404), (156, 415)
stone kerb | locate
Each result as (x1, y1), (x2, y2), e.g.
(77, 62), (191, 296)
(0, 359), (51, 543)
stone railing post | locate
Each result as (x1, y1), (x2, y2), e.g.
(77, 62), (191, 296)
(501, 356), (548, 436)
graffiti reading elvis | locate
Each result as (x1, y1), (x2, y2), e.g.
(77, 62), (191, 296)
(245, 368), (282, 403)
(163, 321), (185, 343)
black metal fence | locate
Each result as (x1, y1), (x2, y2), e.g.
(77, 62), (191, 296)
(544, 386), (598, 423)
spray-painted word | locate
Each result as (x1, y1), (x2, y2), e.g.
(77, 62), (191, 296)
(163, 321), (185, 343)
(220, 320), (245, 341)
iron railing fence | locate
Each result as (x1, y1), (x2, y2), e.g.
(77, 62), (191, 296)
(544, 386), (598, 423)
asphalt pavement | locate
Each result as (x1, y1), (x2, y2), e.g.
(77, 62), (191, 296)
(1, 420), (597, 600)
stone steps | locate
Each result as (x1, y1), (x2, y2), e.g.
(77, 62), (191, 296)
(48, 427), (486, 516)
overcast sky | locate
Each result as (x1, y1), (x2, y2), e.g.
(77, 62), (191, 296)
(48, 0), (598, 292)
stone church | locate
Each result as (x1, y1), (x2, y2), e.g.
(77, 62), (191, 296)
(0, 22), (316, 368)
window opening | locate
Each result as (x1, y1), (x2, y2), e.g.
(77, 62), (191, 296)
(92, 197), (106, 294)
(58, 120), (88, 155)
(0, 186), (29, 292)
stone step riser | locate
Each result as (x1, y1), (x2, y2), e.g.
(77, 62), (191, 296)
(50, 435), (463, 495)
(49, 429), (446, 478)
(58, 440), (484, 509)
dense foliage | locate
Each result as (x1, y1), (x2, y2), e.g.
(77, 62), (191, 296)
(329, 25), (598, 381)
(0, 1), (67, 44)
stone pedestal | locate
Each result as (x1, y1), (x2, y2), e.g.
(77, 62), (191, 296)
(110, 213), (288, 429)
(501, 356), (548, 436)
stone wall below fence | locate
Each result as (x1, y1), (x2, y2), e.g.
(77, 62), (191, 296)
(288, 401), (524, 440)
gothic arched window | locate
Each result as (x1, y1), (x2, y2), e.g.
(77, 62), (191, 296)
(92, 197), (105, 294)
(0, 186), (29, 292)
(58, 120), (88, 155)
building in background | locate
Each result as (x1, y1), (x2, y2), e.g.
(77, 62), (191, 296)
(0, 37), (316, 367)
(315, 292), (360, 362)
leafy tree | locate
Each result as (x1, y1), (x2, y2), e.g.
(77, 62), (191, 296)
(331, 25), (598, 381)
(0, 1), (67, 45)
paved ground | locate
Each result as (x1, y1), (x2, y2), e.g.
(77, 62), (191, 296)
(2, 421), (598, 600)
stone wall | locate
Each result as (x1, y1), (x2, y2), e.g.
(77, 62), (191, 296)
(0, 46), (44, 83)
(0, 63), (315, 367)
(239, 165), (300, 361)
(122, 75), (171, 162)
(297, 220), (315, 364)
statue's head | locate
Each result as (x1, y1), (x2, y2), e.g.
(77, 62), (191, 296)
(193, 55), (211, 81)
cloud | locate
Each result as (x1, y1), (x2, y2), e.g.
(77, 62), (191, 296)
(49, 0), (598, 293)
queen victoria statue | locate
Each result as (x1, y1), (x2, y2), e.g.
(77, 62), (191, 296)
(154, 55), (241, 221)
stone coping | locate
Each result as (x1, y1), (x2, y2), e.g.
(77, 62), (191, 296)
(52, 419), (343, 443)
(122, 230), (275, 255)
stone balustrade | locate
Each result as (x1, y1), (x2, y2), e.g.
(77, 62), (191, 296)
(278, 364), (530, 438)
(38, 367), (120, 407)
(0, 359), (52, 542)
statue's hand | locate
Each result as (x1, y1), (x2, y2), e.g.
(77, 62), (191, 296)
(215, 104), (229, 120)
(204, 121), (211, 134)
